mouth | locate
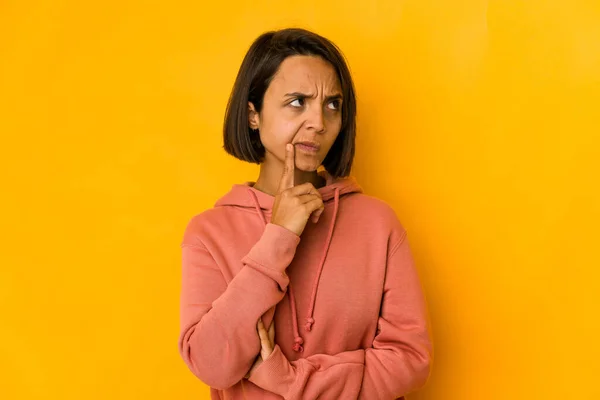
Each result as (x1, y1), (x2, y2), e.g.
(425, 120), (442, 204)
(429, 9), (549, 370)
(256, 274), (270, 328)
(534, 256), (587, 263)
(294, 141), (320, 154)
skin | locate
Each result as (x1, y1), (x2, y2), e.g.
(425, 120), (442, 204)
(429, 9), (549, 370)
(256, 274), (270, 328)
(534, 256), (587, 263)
(244, 319), (274, 379)
(248, 54), (343, 196)
(245, 55), (345, 376)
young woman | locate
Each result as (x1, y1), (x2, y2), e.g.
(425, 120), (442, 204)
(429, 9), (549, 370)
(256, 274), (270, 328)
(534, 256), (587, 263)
(178, 28), (433, 399)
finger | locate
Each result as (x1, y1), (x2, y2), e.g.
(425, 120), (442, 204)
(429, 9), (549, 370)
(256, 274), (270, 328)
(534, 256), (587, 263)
(297, 193), (321, 204)
(268, 320), (275, 347)
(289, 182), (321, 197)
(259, 338), (272, 361)
(295, 194), (323, 223)
(257, 319), (268, 341)
(277, 143), (295, 193)
(257, 320), (272, 351)
(304, 198), (324, 214)
(257, 319), (266, 336)
(311, 205), (325, 223)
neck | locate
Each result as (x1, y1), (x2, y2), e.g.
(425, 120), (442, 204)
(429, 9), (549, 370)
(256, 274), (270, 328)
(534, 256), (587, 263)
(253, 162), (325, 196)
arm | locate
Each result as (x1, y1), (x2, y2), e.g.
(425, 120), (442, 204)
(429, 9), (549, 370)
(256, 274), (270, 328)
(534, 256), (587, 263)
(178, 219), (300, 390)
(248, 230), (433, 400)
(360, 230), (433, 398)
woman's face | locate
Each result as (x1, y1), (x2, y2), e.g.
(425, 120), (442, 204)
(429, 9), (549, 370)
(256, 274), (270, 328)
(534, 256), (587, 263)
(248, 55), (343, 172)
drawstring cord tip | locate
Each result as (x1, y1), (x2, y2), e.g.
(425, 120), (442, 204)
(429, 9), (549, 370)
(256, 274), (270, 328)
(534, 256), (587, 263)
(293, 336), (304, 352)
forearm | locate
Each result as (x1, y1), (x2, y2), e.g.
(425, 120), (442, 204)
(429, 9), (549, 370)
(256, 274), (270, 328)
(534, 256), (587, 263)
(180, 265), (288, 389)
(179, 223), (301, 389)
(248, 345), (365, 399)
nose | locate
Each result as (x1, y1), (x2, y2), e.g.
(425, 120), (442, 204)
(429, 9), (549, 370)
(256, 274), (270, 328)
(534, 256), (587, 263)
(305, 104), (325, 133)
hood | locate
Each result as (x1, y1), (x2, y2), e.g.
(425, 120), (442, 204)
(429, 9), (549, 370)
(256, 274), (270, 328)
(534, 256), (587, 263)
(215, 168), (363, 353)
(215, 168), (362, 212)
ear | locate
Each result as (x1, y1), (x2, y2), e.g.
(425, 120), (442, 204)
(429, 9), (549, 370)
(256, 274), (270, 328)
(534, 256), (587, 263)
(248, 101), (260, 130)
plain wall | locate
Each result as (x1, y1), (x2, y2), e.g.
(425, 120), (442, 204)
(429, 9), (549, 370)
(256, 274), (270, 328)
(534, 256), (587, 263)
(1, 1), (599, 399)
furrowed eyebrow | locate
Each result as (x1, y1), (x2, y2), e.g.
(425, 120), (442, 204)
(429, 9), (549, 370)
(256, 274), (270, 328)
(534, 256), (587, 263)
(284, 92), (343, 102)
(325, 94), (343, 102)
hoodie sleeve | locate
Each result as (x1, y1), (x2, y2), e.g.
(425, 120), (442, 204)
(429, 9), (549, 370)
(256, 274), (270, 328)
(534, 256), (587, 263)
(247, 230), (433, 400)
(178, 220), (300, 390)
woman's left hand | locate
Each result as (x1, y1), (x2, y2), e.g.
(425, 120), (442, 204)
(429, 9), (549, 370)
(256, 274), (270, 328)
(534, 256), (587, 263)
(245, 318), (275, 379)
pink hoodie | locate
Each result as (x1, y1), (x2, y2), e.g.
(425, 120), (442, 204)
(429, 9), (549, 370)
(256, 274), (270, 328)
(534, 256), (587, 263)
(178, 169), (433, 399)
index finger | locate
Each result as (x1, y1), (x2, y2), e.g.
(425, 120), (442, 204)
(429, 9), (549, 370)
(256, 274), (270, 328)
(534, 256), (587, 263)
(257, 321), (272, 351)
(277, 143), (295, 193)
(268, 320), (275, 345)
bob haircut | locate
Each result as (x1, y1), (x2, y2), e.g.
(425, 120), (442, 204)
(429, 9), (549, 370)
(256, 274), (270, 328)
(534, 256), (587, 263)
(222, 28), (357, 178)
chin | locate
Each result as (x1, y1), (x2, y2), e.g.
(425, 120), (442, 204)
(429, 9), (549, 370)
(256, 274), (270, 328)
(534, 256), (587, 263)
(295, 161), (321, 172)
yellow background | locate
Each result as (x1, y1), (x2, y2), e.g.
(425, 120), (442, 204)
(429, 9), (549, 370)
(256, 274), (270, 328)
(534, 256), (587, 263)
(1, 1), (599, 399)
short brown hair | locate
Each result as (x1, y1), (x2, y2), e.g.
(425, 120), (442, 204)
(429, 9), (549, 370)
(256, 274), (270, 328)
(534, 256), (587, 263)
(222, 28), (357, 178)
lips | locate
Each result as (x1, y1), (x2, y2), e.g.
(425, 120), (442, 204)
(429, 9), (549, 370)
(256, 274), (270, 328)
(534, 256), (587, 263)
(294, 141), (320, 152)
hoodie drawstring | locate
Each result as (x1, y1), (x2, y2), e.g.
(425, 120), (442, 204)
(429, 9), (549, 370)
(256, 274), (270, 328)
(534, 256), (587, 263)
(246, 186), (340, 352)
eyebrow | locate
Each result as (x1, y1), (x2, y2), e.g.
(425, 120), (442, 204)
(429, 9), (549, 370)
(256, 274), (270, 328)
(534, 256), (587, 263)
(284, 92), (343, 102)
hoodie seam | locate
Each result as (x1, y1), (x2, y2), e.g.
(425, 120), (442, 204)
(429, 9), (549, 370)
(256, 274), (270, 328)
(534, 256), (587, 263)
(388, 230), (408, 258)
(180, 243), (208, 249)
(215, 205), (273, 216)
(244, 255), (289, 277)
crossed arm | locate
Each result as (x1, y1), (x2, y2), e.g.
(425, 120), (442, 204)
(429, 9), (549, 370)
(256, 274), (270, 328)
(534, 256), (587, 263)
(246, 230), (433, 399)
(179, 219), (432, 398)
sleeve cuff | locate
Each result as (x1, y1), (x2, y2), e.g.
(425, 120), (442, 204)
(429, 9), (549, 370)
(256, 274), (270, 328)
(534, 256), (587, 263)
(243, 223), (301, 274)
(248, 344), (297, 397)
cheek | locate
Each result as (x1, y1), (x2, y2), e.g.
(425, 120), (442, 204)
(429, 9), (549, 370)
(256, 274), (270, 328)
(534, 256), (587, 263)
(328, 113), (343, 130)
(260, 115), (301, 146)
(324, 117), (342, 143)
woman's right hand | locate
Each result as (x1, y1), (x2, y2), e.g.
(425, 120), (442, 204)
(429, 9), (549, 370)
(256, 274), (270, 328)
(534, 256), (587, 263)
(270, 143), (325, 236)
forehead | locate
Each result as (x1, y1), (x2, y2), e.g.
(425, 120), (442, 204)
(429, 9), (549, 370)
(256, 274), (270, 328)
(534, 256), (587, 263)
(269, 55), (341, 93)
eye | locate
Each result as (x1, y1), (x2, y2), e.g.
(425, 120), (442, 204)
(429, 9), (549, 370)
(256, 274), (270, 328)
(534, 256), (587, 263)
(327, 100), (341, 110)
(290, 98), (304, 108)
